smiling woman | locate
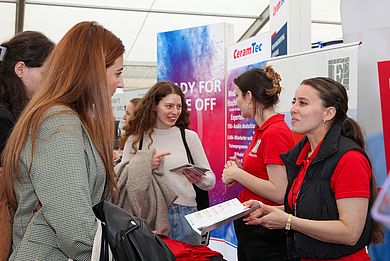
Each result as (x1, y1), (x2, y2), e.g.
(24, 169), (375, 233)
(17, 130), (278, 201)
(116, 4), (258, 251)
(244, 77), (384, 261)
(120, 81), (216, 245)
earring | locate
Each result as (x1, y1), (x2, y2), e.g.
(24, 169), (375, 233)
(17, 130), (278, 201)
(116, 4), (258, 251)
(323, 119), (326, 124)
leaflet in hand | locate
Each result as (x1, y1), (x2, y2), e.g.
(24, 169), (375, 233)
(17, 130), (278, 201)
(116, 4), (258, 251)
(185, 198), (257, 235)
(169, 163), (209, 176)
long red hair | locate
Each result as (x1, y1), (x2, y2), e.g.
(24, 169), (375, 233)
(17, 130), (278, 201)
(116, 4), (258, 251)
(2, 21), (124, 208)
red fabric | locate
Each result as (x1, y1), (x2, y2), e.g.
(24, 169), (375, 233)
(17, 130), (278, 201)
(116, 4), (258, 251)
(287, 140), (323, 209)
(331, 150), (371, 200)
(162, 236), (223, 261)
(238, 114), (295, 205)
(287, 141), (372, 261)
(287, 143), (371, 209)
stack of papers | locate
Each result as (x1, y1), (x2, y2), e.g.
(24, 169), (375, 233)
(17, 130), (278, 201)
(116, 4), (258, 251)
(185, 198), (255, 235)
(170, 163), (209, 176)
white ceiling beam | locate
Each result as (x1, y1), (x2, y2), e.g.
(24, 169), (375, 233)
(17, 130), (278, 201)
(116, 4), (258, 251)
(26, 1), (259, 19)
(238, 5), (269, 42)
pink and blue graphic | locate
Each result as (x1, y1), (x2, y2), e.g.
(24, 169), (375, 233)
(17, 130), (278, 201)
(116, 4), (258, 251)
(157, 24), (228, 207)
(225, 62), (266, 199)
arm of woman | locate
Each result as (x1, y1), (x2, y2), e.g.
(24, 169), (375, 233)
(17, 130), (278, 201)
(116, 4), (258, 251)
(245, 198), (368, 246)
(187, 130), (216, 191)
(253, 150), (371, 246)
(223, 126), (293, 203)
(29, 109), (98, 260)
(290, 197), (369, 245)
(223, 164), (287, 204)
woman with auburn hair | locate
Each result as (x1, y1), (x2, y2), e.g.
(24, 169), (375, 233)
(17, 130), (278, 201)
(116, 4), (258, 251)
(121, 81), (216, 244)
(2, 21), (124, 260)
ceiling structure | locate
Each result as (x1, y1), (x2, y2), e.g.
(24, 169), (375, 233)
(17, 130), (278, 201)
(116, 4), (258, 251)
(0, 0), (341, 89)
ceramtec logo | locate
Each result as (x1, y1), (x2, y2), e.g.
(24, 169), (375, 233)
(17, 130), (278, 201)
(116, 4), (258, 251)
(233, 41), (263, 60)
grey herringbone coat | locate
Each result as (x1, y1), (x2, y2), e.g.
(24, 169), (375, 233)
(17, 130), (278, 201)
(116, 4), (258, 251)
(9, 106), (106, 261)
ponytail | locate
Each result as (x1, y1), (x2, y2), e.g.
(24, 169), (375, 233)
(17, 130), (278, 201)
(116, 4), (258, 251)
(370, 174), (384, 243)
(340, 117), (365, 149)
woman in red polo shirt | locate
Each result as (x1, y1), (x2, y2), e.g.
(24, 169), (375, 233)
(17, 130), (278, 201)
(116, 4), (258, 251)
(244, 77), (383, 260)
(222, 66), (295, 261)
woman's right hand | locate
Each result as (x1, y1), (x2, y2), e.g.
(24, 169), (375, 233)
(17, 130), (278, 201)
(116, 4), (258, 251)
(242, 200), (265, 220)
(243, 201), (289, 230)
(152, 149), (171, 170)
(229, 156), (242, 168)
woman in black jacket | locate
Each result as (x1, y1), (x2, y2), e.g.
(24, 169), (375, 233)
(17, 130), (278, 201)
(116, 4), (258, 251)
(0, 31), (54, 155)
(243, 77), (383, 260)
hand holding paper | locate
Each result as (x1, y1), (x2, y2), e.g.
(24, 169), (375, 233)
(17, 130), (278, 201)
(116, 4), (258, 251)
(243, 201), (288, 229)
(182, 168), (202, 184)
(185, 198), (259, 235)
(170, 164), (209, 177)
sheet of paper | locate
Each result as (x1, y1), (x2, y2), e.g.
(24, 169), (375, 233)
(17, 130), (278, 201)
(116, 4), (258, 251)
(185, 198), (254, 235)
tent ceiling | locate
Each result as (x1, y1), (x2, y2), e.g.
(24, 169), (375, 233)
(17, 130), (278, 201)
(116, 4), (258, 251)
(0, 0), (341, 89)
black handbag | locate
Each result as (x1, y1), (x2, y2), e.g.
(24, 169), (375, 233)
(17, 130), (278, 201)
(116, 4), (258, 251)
(93, 200), (175, 261)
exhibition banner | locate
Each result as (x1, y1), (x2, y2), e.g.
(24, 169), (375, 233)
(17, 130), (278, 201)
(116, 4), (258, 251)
(377, 61), (390, 174)
(269, 0), (311, 56)
(157, 23), (233, 207)
(226, 32), (270, 70)
(268, 43), (359, 122)
(210, 33), (271, 260)
(225, 32), (271, 199)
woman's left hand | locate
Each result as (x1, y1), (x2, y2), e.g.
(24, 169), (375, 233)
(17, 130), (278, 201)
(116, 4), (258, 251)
(222, 160), (239, 185)
(182, 169), (202, 184)
(244, 202), (289, 230)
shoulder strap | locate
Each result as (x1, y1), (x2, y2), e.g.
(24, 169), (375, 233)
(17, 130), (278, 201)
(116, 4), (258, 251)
(138, 135), (143, 151)
(180, 128), (194, 164)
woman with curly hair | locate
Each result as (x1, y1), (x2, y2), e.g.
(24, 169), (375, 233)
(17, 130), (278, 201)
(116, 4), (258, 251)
(122, 81), (216, 244)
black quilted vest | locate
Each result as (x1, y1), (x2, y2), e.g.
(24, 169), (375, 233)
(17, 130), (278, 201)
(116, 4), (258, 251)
(280, 125), (373, 259)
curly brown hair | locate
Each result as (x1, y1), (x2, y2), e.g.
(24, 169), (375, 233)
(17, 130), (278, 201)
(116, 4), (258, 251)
(125, 81), (190, 152)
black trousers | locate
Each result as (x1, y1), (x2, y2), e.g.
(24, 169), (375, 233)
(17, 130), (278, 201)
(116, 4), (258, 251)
(234, 218), (288, 261)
